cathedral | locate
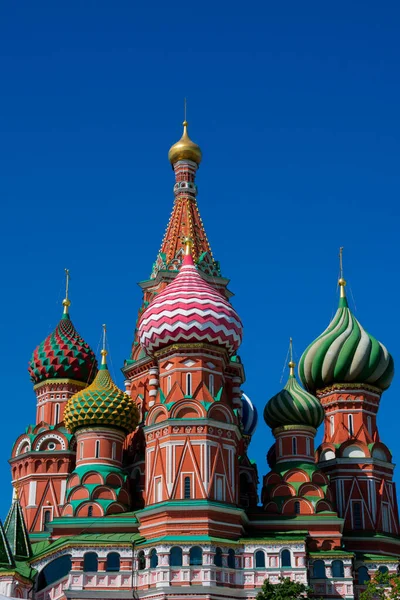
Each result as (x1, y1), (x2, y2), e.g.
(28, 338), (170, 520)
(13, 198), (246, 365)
(0, 120), (398, 600)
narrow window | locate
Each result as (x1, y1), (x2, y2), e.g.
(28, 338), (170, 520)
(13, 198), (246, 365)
(306, 437), (311, 456)
(167, 375), (172, 394)
(281, 549), (291, 567)
(150, 549), (158, 568)
(214, 547), (223, 567)
(367, 416), (372, 436)
(348, 414), (354, 436)
(186, 373), (192, 396)
(227, 549), (235, 569)
(278, 438), (282, 456)
(330, 415), (335, 436)
(54, 403), (60, 425)
(87, 505), (93, 517)
(95, 440), (100, 459)
(80, 442), (84, 460)
(292, 437), (297, 455)
(294, 501), (300, 515)
(216, 477), (224, 501)
(155, 478), (162, 503)
(255, 550), (265, 568)
(43, 509), (51, 530)
(138, 551), (146, 571)
(209, 374), (214, 396)
(352, 501), (363, 529)
(332, 560), (344, 578)
(189, 546), (203, 566)
(112, 442), (116, 461)
(313, 560), (326, 578)
(83, 552), (98, 572)
(170, 547), (183, 567)
(40, 406), (44, 422)
(357, 566), (370, 585)
(184, 476), (191, 499)
(382, 504), (390, 532)
(106, 552), (120, 572)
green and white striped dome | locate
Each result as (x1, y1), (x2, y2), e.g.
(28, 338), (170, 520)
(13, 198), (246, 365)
(299, 286), (394, 393)
(264, 364), (324, 430)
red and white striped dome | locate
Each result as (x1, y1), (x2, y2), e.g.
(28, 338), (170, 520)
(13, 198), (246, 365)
(138, 253), (243, 355)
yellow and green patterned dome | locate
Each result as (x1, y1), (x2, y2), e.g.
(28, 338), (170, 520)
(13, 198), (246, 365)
(64, 350), (139, 434)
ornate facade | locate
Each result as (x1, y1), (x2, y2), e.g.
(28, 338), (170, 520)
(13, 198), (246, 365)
(0, 122), (398, 600)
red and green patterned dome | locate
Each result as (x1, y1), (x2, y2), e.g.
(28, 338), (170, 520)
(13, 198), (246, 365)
(28, 300), (97, 386)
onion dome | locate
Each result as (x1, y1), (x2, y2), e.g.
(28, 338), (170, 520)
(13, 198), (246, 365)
(299, 277), (394, 393)
(64, 348), (139, 434)
(241, 393), (258, 437)
(264, 361), (324, 430)
(168, 121), (202, 166)
(138, 239), (243, 355)
(28, 295), (97, 385)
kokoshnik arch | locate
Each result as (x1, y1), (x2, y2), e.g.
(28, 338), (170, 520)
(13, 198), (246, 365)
(0, 120), (398, 600)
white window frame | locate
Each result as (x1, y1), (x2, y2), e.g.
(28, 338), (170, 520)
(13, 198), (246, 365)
(209, 374), (214, 397)
(348, 414), (354, 436)
(186, 373), (192, 396)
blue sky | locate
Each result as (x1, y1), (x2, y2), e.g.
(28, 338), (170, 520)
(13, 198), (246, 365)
(0, 1), (399, 519)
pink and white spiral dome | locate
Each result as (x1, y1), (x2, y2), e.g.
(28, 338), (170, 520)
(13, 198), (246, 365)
(138, 253), (243, 355)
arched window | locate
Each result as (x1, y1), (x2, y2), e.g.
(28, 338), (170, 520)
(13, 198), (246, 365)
(184, 476), (191, 499)
(332, 560), (344, 578)
(106, 552), (120, 572)
(313, 560), (326, 578)
(112, 442), (116, 461)
(294, 501), (300, 515)
(306, 437), (311, 455)
(36, 555), (72, 591)
(189, 546), (203, 566)
(292, 438), (297, 455)
(43, 509), (52, 525)
(87, 505), (93, 518)
(352, 501), (363, 529)
(209, 374), (214, 396)
(83, 552), (98, 572)
(357, 566), (370, 585)
(216, 477), (224, 501)
(186, 373), (192, 396)
(95, 440), (100, 459)
(80, 442), (84, 459)
(214, 547), (223, 567)
(281, 549), (291, 567)
(330, 415), (335, 436)
(138, 551), (146, 571)
(54, 403), (60, 425)
(367, 415), (372, 436)
(255, 550), (265, 568)
(227, 549), (235, 569)
(348, 414), (354, 436)
(170, 547), (183, 567)
(378, 566), (389, 575)
(167, 375), (172, 394)
(278, 438), (282, 456)
(150, 549), (158, 568)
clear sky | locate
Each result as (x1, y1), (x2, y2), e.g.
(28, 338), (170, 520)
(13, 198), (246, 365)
(0, 1), (399, 519)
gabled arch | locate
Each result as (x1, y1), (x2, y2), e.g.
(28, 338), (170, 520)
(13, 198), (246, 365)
(316, 500), (333, 513)
(170, 399), (206, 419)
(312, 471), (330, 486)
(81, 472), (104, 485)
(282, 497), (314, 515)
(75, 502), (104, 518)
(14, 437), (32, 457)
(106, 473), (123, 487)
(271, 483), (296, 498)
(339, 440), (369, 458)
(92, 486), (117, 501)
(146, 406), (168, 426)
(283, 469), (309, 484)
(68, 474), (80, 488)
(68, 486), (90, 501)
(298, 483), (324, 498)
(371, 443), (391, 462)
(105, 502), (126, 515)
(207, 403), (234, 424)
(264, 501), (279, 514)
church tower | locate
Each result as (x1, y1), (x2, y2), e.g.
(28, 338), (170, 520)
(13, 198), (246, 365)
(9, 279), (97, 532)
(299, 253), (398, 558)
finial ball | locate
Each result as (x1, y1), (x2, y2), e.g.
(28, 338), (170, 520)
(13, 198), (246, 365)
(338, 278), (346, 287)
(288, 360), (296, 369)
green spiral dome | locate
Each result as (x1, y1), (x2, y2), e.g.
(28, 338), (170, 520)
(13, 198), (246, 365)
(64, 355), (139, 434)
(299, 293), (394, 393)
(264, 367), (324, 430)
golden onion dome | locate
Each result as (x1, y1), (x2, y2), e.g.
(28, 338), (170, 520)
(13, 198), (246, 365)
(168, 121), (202, 166)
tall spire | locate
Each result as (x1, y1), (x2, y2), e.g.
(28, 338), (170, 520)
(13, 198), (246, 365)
(4, 495), (32, 561)
(63, 268), (71, 316)
(338, 247), (347, 303)
(101, 323), (108, 368)
(288, 337), (295, 377)
(0, 519), (14, 568)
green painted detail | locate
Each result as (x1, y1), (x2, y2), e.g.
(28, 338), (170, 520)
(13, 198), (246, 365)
(4, 499), (32, 561)
(0, 520), (14, 567)
(64, 365), (139, 434)
(136, 499), (246, 514)
(215, 387), (223, 401)
(264, 373), (323, 429)
(0, 560), (36, 582)
(299, 296), (394, 393)
(31, 532), (143, 561)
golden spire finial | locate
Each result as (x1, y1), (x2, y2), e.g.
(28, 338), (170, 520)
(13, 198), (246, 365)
(101, 324), (108, 366)
(184, 237), (193, 256)
(288, 337), (296, 376)
(62, 268), (71, 314)
(338, 246), (347, 298)
(168, 104), (202, 166)
(13, 483), (20, 501)
(183, 97), (187, 125)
